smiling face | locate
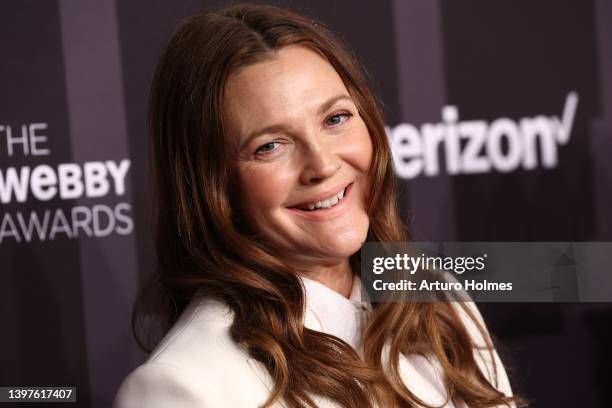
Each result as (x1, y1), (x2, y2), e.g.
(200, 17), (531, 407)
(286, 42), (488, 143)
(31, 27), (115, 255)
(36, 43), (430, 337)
(223, 45), (372, 271)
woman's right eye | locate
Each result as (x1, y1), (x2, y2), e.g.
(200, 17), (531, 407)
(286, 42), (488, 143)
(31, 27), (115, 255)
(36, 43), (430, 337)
(255, 141), (280, 155)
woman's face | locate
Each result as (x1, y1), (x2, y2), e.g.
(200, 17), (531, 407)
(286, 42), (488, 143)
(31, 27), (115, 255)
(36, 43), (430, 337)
(224, 45), (372, 270)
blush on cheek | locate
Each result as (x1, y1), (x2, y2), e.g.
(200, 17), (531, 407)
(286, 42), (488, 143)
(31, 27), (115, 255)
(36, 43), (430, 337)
(335, 120), (373, 173)
(237, 164), (293, 217)
(353, 130), (374, 170)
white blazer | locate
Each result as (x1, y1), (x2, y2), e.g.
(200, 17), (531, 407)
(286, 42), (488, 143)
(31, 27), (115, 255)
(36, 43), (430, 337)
(114, 275), (513, 407)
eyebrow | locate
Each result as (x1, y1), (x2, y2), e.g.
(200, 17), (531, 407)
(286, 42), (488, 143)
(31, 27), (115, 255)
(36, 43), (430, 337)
(239, 94), (353, 150)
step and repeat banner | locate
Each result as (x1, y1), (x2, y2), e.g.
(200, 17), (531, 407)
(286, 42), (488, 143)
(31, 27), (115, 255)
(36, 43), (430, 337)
(1, 0), (611, 406)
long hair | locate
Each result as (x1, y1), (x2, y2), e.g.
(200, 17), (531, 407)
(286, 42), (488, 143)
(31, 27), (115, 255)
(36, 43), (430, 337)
(136, 4), (520, 407)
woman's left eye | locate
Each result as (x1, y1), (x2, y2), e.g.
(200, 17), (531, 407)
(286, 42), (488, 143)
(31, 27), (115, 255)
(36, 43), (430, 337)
(325, 111), (352, 127)
(254, 141), (280, 155)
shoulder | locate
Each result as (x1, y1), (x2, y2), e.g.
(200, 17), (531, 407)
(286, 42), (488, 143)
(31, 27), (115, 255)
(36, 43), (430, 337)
(114, 297), (274, 408)
(147, 296), (237, 368)
(434, 271), (513, 395)
(450, 300), (514, 398)
(451, 300), (491, 347)
(113, 361), (212, 408)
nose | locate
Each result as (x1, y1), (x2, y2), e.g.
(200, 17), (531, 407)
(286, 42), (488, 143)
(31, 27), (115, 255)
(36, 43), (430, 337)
(299, 139), (341, 185)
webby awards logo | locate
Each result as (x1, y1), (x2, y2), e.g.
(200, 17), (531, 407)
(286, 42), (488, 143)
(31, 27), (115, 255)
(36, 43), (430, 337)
(387, 92), (579, 178)
(0, 122), (134, 244)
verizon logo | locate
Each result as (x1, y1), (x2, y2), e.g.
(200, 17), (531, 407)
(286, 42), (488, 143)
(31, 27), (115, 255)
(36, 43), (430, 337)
(387, 92), (578, 178)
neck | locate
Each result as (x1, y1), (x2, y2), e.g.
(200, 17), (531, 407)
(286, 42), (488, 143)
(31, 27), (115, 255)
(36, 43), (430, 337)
(296, 259), (354, 298)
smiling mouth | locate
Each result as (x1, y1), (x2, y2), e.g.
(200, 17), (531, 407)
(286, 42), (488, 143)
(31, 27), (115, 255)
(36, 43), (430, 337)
(291, 183), (352, 212)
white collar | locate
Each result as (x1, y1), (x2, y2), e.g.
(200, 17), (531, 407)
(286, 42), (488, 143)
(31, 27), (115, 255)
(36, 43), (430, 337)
(299, 273), (371, 352)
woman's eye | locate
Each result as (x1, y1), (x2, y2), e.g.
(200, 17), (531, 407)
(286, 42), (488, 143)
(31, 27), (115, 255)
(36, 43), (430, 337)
(325, 111), (352, 127)
(255, 141), (280, 155)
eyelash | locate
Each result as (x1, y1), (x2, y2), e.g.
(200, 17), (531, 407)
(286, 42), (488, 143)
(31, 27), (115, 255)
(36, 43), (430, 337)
(255, 141), (281, 155)
(253, 111), (353, 156)
(325, 111), (353, 127)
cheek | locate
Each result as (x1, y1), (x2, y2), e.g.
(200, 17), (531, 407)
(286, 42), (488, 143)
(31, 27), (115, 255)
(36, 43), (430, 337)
(340, 120), (374, 173)
(236, 163), (295, 217)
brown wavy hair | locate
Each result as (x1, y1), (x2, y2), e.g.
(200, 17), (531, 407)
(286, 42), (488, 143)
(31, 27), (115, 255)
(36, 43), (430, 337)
(136, 4), (521, 407)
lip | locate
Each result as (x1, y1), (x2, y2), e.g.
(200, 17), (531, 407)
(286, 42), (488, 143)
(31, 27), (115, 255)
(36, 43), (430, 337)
(286, 182), (354, 221)
(288, 182), (353, 208)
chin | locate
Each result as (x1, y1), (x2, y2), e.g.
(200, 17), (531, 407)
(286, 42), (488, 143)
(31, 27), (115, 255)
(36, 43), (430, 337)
(320, 224), (369, 258)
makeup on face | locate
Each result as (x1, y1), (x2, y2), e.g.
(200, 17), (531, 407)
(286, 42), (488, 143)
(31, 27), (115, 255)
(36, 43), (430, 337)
(224, 45), (373, 268)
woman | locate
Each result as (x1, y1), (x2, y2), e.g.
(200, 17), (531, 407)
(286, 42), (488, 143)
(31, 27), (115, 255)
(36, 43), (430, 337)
(114, 4), (520, 408)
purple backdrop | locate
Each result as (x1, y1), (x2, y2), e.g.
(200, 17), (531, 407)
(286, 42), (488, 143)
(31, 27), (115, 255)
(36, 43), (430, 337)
(1, 0), (611, 406)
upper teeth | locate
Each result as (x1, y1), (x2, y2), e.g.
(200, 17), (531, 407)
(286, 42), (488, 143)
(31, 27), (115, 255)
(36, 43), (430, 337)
(301, 188), (346, 211)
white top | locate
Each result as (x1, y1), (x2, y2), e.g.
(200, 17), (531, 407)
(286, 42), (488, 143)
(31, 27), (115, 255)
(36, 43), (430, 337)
(114, 274), (513, 407)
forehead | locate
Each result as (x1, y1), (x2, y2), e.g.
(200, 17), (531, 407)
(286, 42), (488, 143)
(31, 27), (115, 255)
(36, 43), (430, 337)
(223, 45), (350, 142)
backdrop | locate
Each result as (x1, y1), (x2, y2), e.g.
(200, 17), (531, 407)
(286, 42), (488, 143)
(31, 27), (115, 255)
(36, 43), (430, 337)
(1, 1), (611, 407)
